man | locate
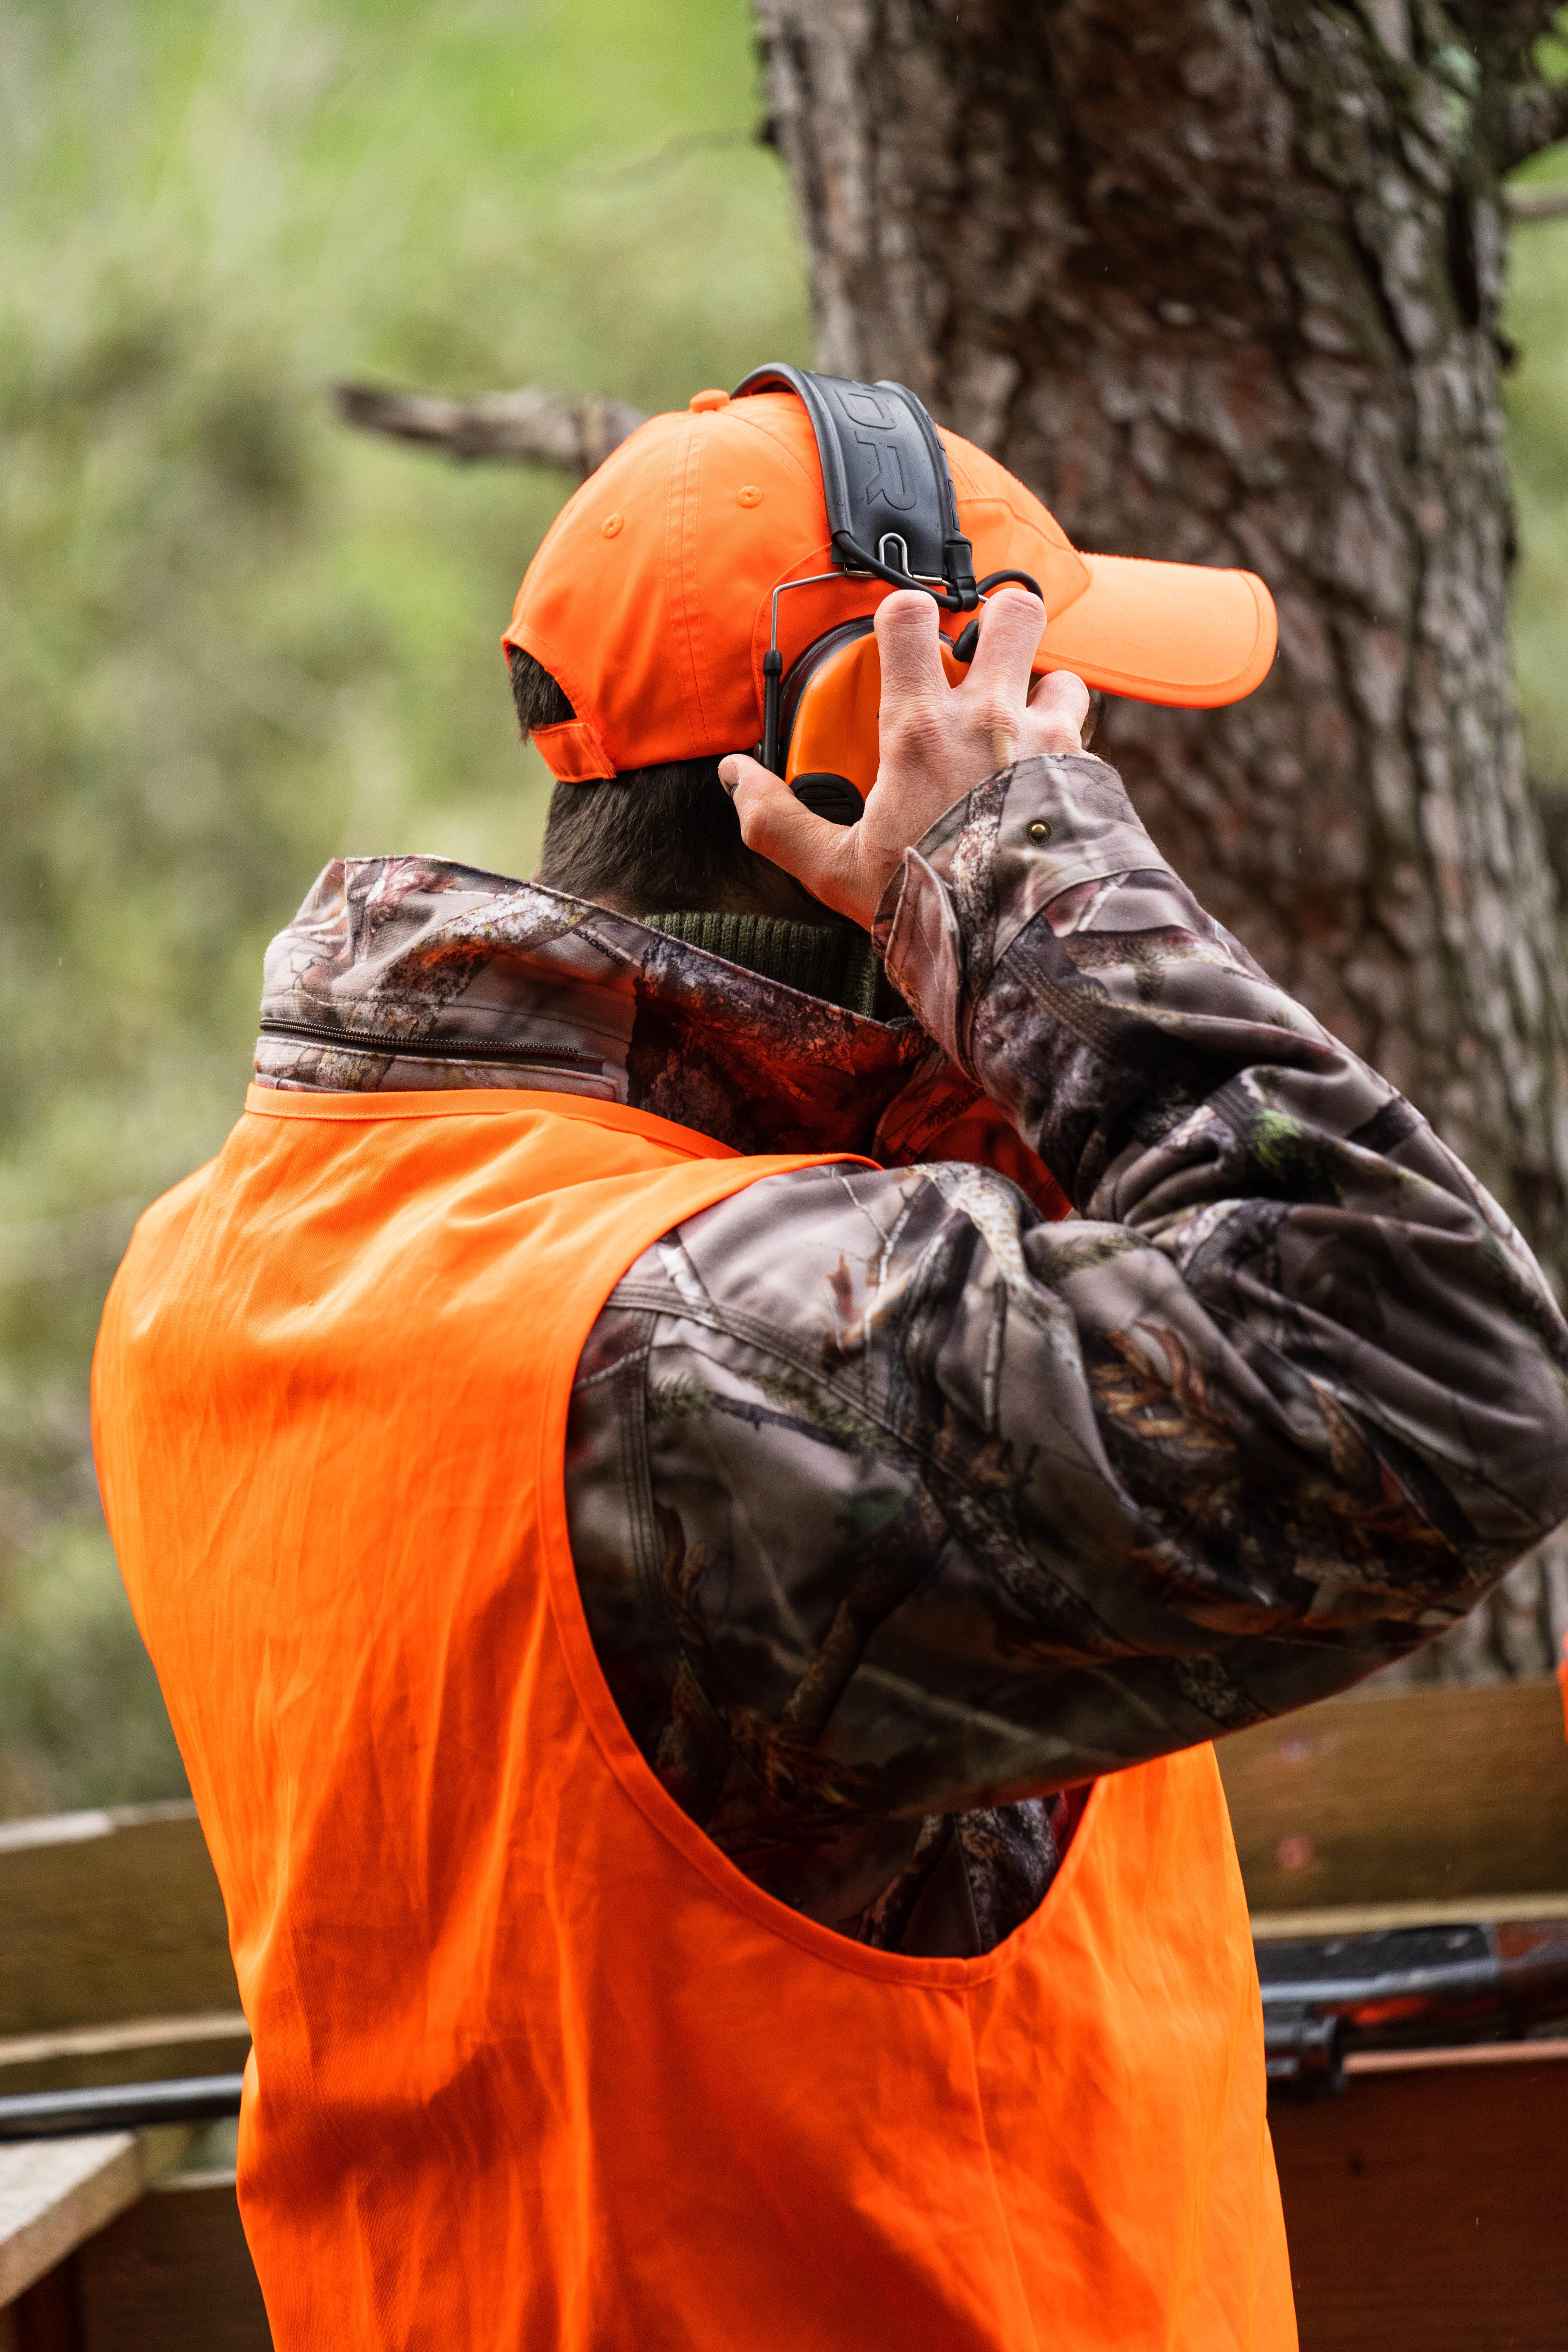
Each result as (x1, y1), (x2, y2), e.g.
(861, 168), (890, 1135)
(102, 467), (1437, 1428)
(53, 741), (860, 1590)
(94, 371), (1568, 2350)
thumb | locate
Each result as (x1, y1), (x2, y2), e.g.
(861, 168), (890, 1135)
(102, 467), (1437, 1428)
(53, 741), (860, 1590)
(719, 754), (863, 920)
(1025, 667), (1092, 755)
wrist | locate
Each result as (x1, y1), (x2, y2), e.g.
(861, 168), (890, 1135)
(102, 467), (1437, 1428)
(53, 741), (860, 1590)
(874, 753), (1171, 1065)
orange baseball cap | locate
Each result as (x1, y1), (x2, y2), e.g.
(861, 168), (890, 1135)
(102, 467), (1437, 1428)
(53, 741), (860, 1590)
(504, 377), (1276, 784)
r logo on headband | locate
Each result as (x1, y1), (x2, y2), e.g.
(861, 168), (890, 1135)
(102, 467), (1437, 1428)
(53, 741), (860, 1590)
(832, 385), (900, 431)
(855, 436), (918, 515)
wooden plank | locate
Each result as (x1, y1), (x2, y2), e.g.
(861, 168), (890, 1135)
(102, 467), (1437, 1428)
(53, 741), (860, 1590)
(0, 1811), (235, 2038)
(0, 2018), (250, 2101)
(76, 2172), (272, 2352)
(0, 2139), (138, 2314)
(1272, 2040), (1568, 2352)
(0, 2132), (189, 2308)
(1216, 1676), (1568, 1913)
(1343, 2033), (1568, 2075)
(1252, 1893), (1568, 1938)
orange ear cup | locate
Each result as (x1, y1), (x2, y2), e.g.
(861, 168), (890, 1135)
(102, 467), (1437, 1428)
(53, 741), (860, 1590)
(783, 632), (882, 800)
(782, 628), (1038, 802)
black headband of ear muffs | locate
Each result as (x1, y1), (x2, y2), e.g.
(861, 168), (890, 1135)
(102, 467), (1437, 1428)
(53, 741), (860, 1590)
(731, 363), (982, 611)
(730, 365), (1043, 775)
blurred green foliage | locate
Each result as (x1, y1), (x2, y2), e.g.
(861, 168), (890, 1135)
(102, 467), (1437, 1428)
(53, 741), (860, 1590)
(5, 0), (1568, 1816)
(0, 0), (809, 1814)
(1512, 208), (1568, 789)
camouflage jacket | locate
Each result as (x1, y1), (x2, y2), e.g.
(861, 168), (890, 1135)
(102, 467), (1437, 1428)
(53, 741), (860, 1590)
(255, 754), (1568, 1958)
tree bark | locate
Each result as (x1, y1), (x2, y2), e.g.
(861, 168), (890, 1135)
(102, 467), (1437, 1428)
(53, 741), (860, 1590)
(334, 6), (1568, 1673)
(753, 0), (1568, 1676)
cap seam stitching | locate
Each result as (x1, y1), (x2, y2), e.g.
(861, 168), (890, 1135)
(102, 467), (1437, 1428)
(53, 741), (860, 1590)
(667, 425), (709, 752)
(684, 421), (719, 749)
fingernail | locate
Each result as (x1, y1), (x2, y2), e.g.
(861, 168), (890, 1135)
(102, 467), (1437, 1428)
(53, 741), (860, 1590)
(718, 760), (738, 798)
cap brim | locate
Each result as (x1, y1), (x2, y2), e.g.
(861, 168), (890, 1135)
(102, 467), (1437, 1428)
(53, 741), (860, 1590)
(1035, 554), (1277, 709)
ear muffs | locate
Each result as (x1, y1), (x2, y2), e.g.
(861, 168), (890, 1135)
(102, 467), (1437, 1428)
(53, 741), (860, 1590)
(781, 624), (1045, 813)
(779, 619), (875, 799)
(731, 363), (1043, 776)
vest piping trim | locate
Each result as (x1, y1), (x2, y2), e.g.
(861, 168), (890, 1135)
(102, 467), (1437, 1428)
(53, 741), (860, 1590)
(242, 1083), (738, 1159)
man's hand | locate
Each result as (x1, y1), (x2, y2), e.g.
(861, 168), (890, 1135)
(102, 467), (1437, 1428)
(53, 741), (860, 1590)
(719, 589), (1091, 930)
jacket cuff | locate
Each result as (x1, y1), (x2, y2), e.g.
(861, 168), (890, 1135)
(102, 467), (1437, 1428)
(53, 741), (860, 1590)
(873, 754), (1171, 1068)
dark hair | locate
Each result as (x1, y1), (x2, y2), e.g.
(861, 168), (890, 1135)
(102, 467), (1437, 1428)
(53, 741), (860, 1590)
(508, 642), (577, 737)
(508, 643), (769, 913)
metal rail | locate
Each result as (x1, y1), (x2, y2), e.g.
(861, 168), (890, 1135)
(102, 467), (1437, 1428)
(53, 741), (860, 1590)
(0, 2073), (245, 2141)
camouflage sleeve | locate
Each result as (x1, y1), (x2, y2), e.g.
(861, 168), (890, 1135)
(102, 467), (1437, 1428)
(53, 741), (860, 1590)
(565, 753), (1568, 1878)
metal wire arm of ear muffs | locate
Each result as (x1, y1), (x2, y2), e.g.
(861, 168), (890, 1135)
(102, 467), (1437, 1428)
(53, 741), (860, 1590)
(828, 528), (1044, 648)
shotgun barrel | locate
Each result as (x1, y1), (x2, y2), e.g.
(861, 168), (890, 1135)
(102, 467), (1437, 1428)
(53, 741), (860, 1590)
(1260, 1916), (1568, 2100)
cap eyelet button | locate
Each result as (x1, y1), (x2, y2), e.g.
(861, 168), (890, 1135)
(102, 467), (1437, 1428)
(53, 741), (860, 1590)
(1027, 819), (1053, 845)
(737, 485), (763, 508)
(601, 514), (624, 539)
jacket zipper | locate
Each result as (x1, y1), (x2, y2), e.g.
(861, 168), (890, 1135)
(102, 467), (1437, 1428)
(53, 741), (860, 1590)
(256, 1017), (604, 1074)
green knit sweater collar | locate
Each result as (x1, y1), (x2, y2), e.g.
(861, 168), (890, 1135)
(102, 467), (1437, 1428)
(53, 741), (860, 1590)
(638, 909), (884, 1018)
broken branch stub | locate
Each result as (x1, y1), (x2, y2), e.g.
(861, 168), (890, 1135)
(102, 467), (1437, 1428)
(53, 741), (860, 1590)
(1508, 184), (1568, 222)
(332, 383), (647, 478)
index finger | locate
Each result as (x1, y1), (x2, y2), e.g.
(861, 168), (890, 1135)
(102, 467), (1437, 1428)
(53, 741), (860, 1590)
(959, 587), (1047, 706)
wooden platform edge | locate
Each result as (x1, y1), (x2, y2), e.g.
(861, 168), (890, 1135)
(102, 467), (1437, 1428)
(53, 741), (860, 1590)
(0, 2126), (192, 2307)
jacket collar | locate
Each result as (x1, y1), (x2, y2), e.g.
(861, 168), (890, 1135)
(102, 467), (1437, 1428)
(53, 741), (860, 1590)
(254, 855), (975, 1161)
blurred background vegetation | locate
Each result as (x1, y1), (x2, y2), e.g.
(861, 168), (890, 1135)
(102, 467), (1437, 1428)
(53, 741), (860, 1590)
(3, 0), (1568, 1815)
(0, 0), (809, 1814)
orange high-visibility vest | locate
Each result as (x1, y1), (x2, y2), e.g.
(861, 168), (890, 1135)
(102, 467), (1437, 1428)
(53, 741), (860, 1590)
(93, 1084), (1296, 2352)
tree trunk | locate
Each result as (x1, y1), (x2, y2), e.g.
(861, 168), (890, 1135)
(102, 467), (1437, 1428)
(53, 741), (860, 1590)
(756, 0), (1568, 1677)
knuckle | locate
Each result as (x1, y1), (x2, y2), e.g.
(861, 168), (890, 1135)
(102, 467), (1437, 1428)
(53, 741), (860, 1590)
(734, 786), (779, 850)
(1028, 715), (1081, 758)
(972, 695), (1016, 741)
(744, 814), (784, 860)
(884, 706), (945, 762)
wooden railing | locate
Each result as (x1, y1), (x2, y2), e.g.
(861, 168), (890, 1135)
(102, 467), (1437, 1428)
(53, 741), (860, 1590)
(0, 1804), (260, 2349)
(1224, 1674), (1568, 2352)
(2, 1675), (1565, 2349)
